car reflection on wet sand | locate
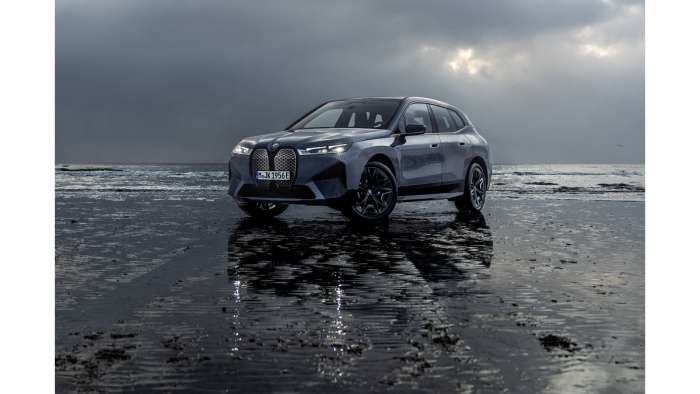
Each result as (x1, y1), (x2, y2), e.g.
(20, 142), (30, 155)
(223, 212), (502, 389)
(227, 212), (493, 292)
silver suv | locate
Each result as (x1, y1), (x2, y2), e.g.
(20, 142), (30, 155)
(228, 97), (491, 222)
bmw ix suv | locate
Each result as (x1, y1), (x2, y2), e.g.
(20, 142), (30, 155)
(228, 97), (491, 222)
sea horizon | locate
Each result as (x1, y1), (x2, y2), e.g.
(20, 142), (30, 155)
(56, 161), (646, 166)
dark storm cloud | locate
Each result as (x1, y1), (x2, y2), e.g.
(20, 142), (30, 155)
(56, 0), (644, 163)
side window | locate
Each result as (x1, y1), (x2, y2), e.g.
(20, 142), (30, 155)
(402, 103), (433, 133)
(449, 109), (466, 129)
(430, 105), (456, 133)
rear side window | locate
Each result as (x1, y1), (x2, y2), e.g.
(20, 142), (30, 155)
(449, 109), (466, 129)
(402, 103), (434, 133)
(430, 105), (456, 133)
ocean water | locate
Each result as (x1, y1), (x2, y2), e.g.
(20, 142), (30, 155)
(55, 163), (644, 202)
(491, 164), (644, 201)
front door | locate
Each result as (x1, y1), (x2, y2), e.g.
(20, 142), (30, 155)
(394, 103), (444, 195)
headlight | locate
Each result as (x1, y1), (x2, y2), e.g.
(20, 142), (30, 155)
(232, 141), (253, 155)
(298, 144), (350, 155)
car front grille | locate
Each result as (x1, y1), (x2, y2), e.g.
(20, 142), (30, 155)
(273, 149), (296, 186)
(251, 149), (270, 187)
(250, 147), (297, 187)
(251, 149), (270, 171)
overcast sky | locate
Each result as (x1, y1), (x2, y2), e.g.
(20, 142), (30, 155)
(56, 0), (644, 164)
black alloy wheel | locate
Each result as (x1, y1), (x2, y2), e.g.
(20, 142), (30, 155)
(454, 162), (487, 212)
(343, 161), (397, 222)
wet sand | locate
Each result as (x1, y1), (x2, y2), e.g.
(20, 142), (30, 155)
(56, 196), (643, 393)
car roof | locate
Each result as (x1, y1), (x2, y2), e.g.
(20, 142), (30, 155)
(335, 96), (455, 108)
(403, 96), (454, 107)
(334, 96), (407, 101)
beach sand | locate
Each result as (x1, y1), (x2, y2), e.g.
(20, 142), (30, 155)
(55, 192), (643, 393)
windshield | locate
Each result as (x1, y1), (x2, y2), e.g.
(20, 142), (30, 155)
(290, 99), (402, 130)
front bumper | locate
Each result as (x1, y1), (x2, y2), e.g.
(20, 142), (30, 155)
(228, 149), (357, 206)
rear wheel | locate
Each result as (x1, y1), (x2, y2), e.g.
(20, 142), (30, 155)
(237, 201), (288, 219)
(342, 161), (397, 222)
(454, 162), (487, 212)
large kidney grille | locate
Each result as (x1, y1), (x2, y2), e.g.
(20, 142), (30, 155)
(251, 148), (296, 187)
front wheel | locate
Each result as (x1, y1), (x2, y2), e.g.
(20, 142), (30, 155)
(237, 201), (288, 219)
(454, 162), (487, 212)
(341, 161), (397, 222)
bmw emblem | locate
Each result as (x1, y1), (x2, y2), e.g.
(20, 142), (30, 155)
(271, 143), (280, 151)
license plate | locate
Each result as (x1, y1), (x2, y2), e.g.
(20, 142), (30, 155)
(256, 171), (290, 181)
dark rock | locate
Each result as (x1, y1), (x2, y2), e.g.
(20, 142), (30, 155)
(538, 334), (579, 353)
(110, 333), (137, 339)
(598, 183), (645, 192)
(162, 336), (185, 351)
(83, 332), (103, 341)
(94, 348), (130, 362)
(347, 344), (364, 355)
(432, 333), (460, 347)
(554, 186), (583, 193)
(55, 353), (78, 367)
(166, 355), (189, 364)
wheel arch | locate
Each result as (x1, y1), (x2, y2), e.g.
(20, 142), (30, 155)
(367, 153), (396, 177)
(469, 156), (489, 190)
(346, 147), (399, 191)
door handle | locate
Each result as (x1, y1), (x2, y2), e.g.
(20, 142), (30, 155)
(430, 144), (439, 148)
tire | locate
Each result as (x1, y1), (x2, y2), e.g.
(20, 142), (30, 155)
(341, 161), (398, 222)
(237, 201), (288, 219)
(454, 162), (487, 213)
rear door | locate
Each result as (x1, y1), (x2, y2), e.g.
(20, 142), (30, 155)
(394, 103), (444, 192)
(431, 105), (470, 187)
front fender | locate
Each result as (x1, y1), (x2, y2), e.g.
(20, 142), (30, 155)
(344, 138), (399, 190)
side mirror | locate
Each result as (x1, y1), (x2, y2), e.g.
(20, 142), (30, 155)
(404, 124), (426, 135)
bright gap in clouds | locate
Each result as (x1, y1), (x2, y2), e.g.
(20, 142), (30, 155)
(447, 48), (490, 75)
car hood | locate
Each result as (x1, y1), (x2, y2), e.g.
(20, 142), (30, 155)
(242, 128), (391, 148)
